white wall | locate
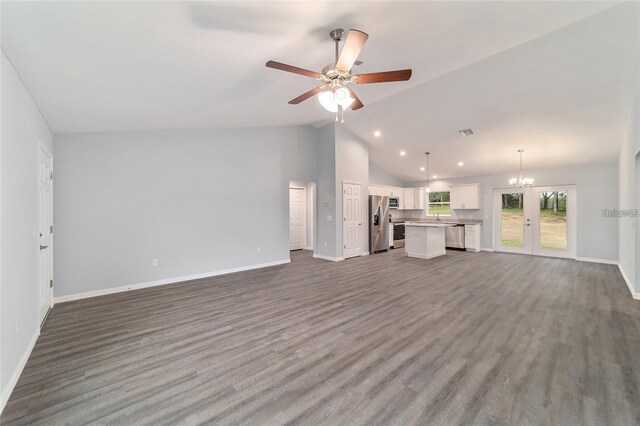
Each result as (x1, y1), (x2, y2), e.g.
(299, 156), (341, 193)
(1, 51), (53, 409)
(335, 126), (369, 257)
(619, 94), (640, 293)
(406, 163), (619, 261)
(53, 126), (318, 298)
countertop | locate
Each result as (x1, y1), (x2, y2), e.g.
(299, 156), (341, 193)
(392, 218), (482, 225)
(405, 222), (454, 228)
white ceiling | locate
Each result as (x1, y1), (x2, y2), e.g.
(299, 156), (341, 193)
(2, 1), (638, 180)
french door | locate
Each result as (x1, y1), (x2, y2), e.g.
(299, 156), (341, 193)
(494, 185), (576, 259)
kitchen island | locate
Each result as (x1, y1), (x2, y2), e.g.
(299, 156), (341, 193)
(404, 222), (453, 259)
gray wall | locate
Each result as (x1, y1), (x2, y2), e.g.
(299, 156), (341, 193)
(315, 123), (338, 259)
(53, 126), (318, 297)
(335, 126), (369, 256)
(619, 94), (640, 292)
(406, 163), (619, 261)
(369, 160), (403, 187)
(1, 51), (53, 404)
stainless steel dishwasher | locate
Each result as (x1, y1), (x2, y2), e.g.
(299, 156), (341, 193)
(445, 224), (466, 250)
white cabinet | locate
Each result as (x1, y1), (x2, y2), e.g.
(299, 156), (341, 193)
(450, 184), (481, 210)
(389, 187), (402, 197)
(369, 185), (404, 205)
(369, 185), (427, 210)
(403, 188), (415, 209)
(465, 224), (481, 252)
(402, 187), (425, 210)
(414, 188), (425, 210)
(368, 186), (382, 196)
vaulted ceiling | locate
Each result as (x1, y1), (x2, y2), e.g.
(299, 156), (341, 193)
(2, 1), (638, 179)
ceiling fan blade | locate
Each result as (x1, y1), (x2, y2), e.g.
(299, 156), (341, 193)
(336, 29), (369, 73)
(288, 86), (327, 104)
(348, 88), (364, 110)
(266, 60), (321, 79)
(354, 69), (412, 84)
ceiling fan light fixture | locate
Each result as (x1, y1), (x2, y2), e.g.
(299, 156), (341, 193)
(334, 87), (354, 108)
(318, 90), (338, 112)
(318, 87), (354, 111)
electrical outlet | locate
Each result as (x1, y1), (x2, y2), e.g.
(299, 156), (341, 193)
(152, 258), (159, 267)
(327, 215), (333, 221)
(16, 319), (20, 337)
(256, 247), (261, 253)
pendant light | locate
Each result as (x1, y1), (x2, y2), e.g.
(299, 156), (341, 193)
(425, 152), (431, 193)
(509, 149), (534, 188)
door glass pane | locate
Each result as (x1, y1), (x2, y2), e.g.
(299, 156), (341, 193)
(539, 191), (567, 250)
(501, 193), (524, 246)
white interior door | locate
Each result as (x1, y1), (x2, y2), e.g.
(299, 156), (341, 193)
(38, 144), (53, 324)
(289, 188), (306, 250)
(343, 182), (363, 259)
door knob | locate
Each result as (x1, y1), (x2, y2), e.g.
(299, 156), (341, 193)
(40, 245), (48, 250)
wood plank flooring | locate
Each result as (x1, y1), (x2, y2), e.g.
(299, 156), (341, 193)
(3, 249), (640, 425)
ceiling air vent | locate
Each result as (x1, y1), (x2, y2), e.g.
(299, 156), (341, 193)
(458, 128), (474, 136)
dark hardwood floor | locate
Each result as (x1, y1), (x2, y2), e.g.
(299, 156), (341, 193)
(3, 249), (640, 425)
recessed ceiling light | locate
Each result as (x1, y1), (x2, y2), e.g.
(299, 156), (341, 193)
(458, 128), (474, 136)
(433, 175), (438, 178)
(420, 167), (425, 171)
(373, 130), (381, 137)
(458, 161), (464, 166)
(400, 151), (406, 156)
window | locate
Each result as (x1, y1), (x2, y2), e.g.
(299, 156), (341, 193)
(428, 191), (451, 215)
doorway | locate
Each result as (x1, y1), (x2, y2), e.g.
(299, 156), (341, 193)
(343, 181), (363, 259)
(289, 187), (306, 250)
(494, 185), (576, 259)
(38, 143), (53, 324)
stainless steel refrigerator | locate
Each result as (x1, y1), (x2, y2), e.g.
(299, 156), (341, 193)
(369, 195), (390, 254)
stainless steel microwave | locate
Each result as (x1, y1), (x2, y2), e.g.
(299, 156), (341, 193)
(389, 197), (399, 209)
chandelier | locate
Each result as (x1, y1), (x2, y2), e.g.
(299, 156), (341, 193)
(509, 149), (534, 188)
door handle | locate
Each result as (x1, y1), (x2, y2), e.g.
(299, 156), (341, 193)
(40, 245), (48, 250)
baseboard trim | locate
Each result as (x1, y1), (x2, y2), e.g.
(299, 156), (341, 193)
(406, 250), (446, 260)
(618, 264), (640, 300)
(1, 328), (40, 413)
(481, 247), (495, 252)
(576, 257), (618, 265)
(53, 259), (291, 304)
(313, 254), (344, 262)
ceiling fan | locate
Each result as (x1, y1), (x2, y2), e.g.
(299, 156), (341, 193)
(266, 28), (412, 123)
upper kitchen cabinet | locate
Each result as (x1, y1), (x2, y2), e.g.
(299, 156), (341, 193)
(450, 184), (481, 210)
(403, 187), (425, 210)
